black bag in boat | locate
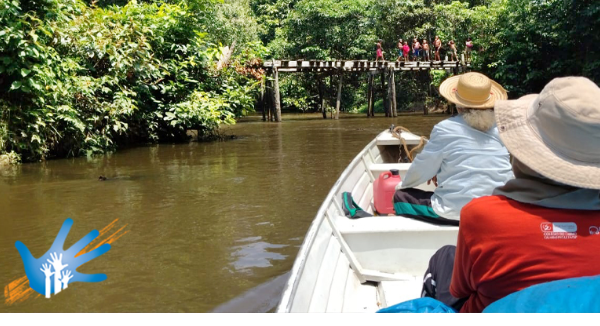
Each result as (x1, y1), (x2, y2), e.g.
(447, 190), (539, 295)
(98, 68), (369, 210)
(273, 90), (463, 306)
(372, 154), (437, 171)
(341, 192), (373, 219)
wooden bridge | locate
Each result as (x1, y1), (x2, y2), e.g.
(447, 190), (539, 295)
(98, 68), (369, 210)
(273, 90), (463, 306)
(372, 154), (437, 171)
(260, 59), (471, 121)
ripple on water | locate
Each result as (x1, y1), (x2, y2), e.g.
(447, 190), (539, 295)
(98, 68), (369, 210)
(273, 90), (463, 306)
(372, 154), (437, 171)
(230, 238), (288, 272)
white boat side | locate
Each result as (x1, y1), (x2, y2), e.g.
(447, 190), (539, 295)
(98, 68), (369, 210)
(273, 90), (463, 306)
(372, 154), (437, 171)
(276, 129), (459, 313)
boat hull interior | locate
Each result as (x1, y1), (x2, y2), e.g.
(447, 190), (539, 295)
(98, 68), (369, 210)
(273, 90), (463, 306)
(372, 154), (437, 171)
(277, 129), (459, 313)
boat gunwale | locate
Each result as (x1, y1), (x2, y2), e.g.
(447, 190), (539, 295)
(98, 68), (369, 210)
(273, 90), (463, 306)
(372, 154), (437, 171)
(276, 136), (379, 312)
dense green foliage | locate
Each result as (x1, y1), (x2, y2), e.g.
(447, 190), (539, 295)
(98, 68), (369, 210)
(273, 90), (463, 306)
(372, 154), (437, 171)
(0, 0), (265, 162)
(2, 0), (599, 162)
(481, 0), (600, 95)
(254, 0), (600, 114)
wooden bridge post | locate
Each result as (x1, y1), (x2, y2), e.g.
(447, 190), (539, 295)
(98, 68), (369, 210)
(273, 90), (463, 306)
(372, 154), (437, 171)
(395, 70), (401, 116)
(386, 68), (391, 117)
(390, 68), (397, 117)
(260, 77), (266, 121)
(319, 76), (326, 119)
(270, 83), (275, 121)
(367, 72), (374, 117)
(272, 60), (282, 122)
(381, 68), (388, 117)
(335, 72), (343, 120)
(264, 69), (272, 121)
(423, 70), (430, 116)
(321, 77), (331, 119)
(270, 82), (275, 121)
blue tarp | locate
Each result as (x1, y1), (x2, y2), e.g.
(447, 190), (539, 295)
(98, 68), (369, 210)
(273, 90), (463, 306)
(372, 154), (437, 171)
(377, 297), (456, 313)
(377, 275), (600, 313)
(483, 275), (600, 313)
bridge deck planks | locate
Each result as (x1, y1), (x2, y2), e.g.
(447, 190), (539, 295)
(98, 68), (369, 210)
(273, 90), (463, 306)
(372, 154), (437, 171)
(264, 60), (468, 72)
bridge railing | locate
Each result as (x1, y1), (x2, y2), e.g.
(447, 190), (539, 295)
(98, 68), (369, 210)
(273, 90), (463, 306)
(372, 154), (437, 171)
(263, 59), (468, 71)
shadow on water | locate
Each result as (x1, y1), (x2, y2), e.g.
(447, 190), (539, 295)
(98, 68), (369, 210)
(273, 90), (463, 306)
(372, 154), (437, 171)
(211, 272), (291, 313)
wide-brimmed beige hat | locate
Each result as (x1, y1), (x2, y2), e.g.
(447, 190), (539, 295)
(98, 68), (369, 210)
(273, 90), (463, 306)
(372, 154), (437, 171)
(495, 76), (600, 189)
(439, 72), (508, 109)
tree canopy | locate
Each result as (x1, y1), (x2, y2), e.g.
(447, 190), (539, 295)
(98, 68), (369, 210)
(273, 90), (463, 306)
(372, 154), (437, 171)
(1, 0), (599, 162)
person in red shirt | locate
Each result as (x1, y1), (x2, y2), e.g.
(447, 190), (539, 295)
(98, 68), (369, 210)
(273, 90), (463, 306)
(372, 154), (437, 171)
(376, 40), (384, 62)
(402, 41), (410, 62)
(421, 76), (600, 313)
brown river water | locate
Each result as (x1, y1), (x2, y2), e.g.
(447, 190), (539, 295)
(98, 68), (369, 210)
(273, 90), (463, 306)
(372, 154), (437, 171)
(0, 113), (445, 313)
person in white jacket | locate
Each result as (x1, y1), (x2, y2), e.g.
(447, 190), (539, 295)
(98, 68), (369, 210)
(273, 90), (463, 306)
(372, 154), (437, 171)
(393, 72), (514, 225)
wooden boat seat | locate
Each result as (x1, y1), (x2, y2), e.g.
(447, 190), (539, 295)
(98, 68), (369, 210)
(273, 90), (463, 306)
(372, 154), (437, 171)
(375, 131), (423, 146)
(336, 215), (456, 234)
(330, 215), (458, 283)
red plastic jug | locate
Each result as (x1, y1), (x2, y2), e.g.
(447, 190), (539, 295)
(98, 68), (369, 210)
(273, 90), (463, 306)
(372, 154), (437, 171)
(373, 169), (401, 215)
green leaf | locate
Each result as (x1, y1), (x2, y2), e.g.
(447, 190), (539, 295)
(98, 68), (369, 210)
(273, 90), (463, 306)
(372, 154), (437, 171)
(165, 111), (176, 120)
(39, 27), (53, 37)
(29, 80), (41, 90)
(21, 68), (31, 77)
(10, 81), (22, 90)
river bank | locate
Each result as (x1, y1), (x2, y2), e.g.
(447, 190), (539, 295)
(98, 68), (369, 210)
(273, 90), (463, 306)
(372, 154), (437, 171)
(0, 152), (21, 171)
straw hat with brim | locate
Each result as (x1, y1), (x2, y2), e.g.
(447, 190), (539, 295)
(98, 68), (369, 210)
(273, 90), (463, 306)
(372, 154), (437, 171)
(495, 76), (600, 190)
(439, 72), (508, 109)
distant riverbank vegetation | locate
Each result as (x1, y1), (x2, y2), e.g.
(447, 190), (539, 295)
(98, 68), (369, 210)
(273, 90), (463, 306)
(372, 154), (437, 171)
(1, 0), (598, 162)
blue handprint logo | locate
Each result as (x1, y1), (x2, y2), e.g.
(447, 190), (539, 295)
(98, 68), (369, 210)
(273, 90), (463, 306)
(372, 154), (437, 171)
(15, 218), (111, 298)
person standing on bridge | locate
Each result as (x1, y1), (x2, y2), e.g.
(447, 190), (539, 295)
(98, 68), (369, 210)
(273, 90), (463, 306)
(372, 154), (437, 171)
(397, 38), (404, 62)
(392, 72), (513, 225)
(434, 36), (442, 61)
(448, 40), (458, 61)
(423, 39), (430, 61)
(376, 40), (385, 62)
(413, 38), (422, 61)
(402, 41), (410, 62)
(465, 37), (473, 62)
